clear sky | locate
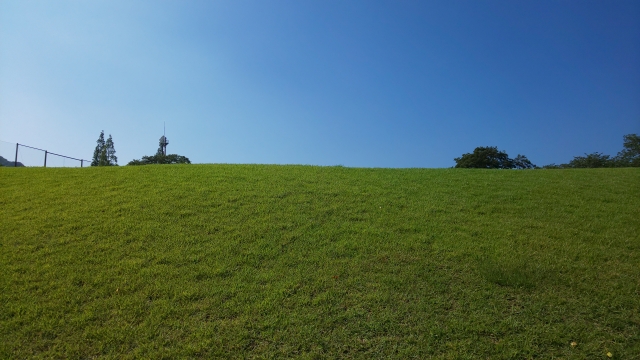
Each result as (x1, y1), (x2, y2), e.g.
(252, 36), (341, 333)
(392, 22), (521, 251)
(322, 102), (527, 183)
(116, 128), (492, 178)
(1, 0), (639, 167)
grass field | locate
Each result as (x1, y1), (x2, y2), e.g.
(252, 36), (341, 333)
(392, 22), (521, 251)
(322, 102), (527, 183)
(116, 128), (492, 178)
(1, 165), (639, 358)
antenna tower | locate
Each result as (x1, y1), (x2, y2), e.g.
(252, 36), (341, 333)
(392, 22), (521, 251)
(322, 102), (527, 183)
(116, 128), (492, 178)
(159, 122), (169, 156)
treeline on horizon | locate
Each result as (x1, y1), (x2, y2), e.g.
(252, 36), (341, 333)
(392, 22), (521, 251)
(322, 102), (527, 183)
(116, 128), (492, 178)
(454, 133), (639, 169)
(5, 132), (636, 169)
(54, 131), (640, 169)
(541, 133), (639, 168)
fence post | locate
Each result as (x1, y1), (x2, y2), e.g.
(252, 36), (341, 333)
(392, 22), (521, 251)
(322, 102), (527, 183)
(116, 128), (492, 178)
(81, 159), (83, 168)
(15, 143), (18, 167)
(44, 150), (47, 167)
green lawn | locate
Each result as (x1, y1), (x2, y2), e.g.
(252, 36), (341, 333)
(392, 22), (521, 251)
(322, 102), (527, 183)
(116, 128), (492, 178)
(1, 165), (638, 358)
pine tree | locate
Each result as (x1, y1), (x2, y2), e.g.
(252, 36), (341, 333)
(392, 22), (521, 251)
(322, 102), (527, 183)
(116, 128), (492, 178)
(99, 147), (108, 166)
(105, 134), (118, 166)
(91, 131), (106, 166)
(91, 131), (118, 166)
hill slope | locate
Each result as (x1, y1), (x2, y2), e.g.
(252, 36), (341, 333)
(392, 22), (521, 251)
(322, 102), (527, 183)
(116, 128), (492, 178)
(1, 165), (639, 358)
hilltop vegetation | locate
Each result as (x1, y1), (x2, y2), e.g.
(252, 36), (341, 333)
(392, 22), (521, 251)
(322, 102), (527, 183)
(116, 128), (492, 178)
(1, 165), (638, 358)
(0, 155), (24, 167)
(454, 134), (639, 169)
(544, 133), (640, 168)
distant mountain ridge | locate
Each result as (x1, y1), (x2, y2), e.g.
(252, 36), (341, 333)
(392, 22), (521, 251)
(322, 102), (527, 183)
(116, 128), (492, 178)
(0, 155), (24, 167)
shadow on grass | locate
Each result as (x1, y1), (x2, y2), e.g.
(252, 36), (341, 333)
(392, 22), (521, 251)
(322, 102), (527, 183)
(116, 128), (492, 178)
(478, 255), (548, 289)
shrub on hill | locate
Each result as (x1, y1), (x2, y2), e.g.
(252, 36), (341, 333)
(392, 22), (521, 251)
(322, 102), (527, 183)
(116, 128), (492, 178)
(454, 146), (535, 169)
(127, 154), (191, 165)
(543, 133), (639, 168)
(568, 152), (615, 168)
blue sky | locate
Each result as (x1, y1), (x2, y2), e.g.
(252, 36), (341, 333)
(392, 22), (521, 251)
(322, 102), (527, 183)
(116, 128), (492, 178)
(1, 0), (638, 167)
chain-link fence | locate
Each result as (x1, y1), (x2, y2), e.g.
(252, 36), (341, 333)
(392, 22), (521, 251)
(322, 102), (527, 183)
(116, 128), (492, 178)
(0, 140), (89, 167)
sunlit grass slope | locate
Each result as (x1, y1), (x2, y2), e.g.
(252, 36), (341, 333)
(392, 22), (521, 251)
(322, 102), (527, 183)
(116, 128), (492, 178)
(1, 165), (639, 358)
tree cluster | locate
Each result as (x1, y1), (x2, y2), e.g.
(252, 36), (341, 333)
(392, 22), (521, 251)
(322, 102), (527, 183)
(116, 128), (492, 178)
(454, 134), (639, 169)
(543, 134), (639, 168)
(91, 131), (118, 166)
(454, 147), (535, 169)
(128, 154), (191, 165)
(127, 136), (190, 165)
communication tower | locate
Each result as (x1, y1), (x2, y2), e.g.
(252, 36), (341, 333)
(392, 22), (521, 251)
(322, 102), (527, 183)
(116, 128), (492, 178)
(159, 123), (169, 156)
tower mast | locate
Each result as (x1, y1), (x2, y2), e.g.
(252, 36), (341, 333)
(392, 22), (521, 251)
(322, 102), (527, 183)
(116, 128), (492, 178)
(159, 123), (169, 156)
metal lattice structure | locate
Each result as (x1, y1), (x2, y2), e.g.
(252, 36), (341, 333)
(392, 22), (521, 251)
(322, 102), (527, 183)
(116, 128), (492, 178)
(159, 136), (169, 156)
(159, 122), (169, 156)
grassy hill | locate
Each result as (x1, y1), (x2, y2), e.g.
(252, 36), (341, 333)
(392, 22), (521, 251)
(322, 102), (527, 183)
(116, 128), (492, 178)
(1, 165), (638, 358)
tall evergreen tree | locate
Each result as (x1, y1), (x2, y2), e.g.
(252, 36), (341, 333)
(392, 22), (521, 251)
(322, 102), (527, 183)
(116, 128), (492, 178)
(105, 134), (118, 166)
(99, 147), (108, 166)
(91, 131), (118, 166)
(91, 131), (106, 166)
